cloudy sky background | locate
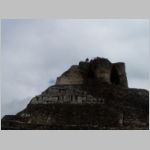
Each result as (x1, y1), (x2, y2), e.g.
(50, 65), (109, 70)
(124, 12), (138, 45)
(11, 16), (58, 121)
(1, 19), (149, 117)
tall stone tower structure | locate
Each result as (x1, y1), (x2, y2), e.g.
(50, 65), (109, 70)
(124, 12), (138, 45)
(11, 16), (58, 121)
(56, 57), (128, 88)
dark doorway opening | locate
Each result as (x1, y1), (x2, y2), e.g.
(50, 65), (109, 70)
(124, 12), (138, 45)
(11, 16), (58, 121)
(111, 66), (120, 85)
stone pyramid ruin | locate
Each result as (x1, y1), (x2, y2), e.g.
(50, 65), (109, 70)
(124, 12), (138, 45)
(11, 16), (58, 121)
(1, 57), (149, 130)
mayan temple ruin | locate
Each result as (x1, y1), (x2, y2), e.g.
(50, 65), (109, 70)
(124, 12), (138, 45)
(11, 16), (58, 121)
(1, 57), (149, 130)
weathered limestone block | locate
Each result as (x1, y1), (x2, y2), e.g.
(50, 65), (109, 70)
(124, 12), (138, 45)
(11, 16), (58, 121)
(20, 113), (31, 117)
(56, 65), (84, 85)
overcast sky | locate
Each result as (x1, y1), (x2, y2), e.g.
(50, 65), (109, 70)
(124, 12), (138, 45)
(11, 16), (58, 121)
(1, 19), (149, 117)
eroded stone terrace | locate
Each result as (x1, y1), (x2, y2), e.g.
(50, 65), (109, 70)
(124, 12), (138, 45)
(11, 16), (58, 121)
(30, 85), (105, 104)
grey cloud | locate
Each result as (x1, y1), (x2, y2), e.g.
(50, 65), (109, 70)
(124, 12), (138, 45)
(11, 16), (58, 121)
(1, 98), (31, 118)
(1, 19), (149, 116)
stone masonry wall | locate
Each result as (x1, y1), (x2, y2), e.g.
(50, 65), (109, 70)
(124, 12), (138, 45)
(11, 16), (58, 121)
(56, 65), (84, 85)
(30, 85), (105, 105)
(56, 57), (128, 88)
